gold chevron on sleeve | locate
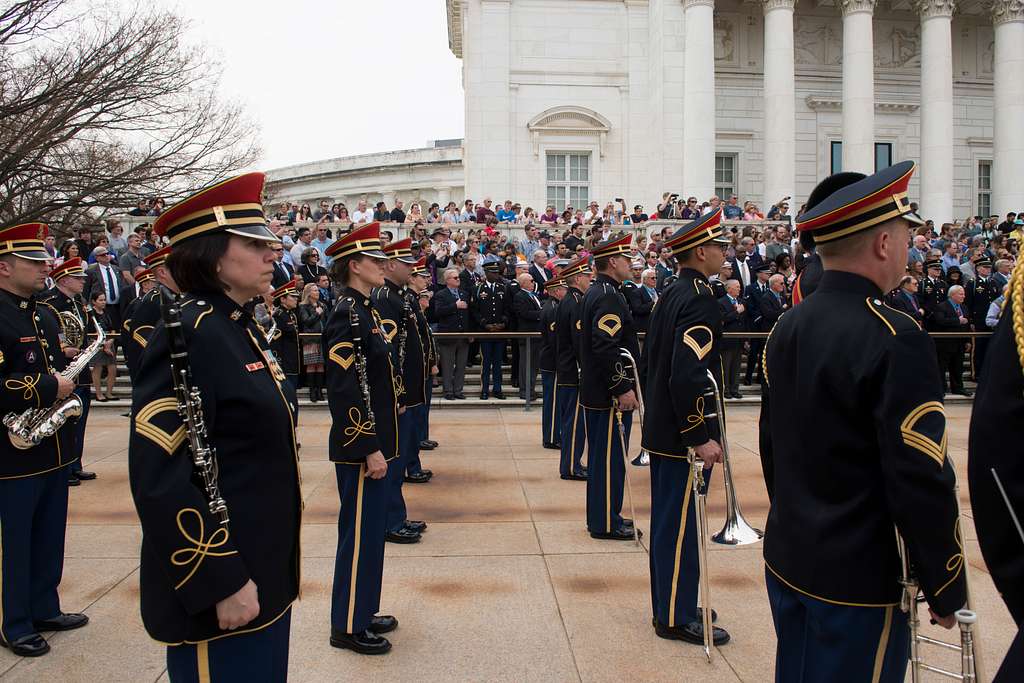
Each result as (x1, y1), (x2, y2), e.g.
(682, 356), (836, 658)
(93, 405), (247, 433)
(682, 325), (713, 361)
(135, 397), (186, 456)
(597, 314), (621, 337)
(132, 325), (154, 349)
(899, 401), (947, 467)
(329, 341), (355, 370)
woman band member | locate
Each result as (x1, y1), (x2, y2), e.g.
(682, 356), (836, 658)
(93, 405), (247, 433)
(129, 173), (301, 681)
(322, 222), (400, 655)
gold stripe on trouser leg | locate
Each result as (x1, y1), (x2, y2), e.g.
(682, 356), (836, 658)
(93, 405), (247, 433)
(605, 410), (614, 532)
(197, 640), (211, 683)
(548, 384), (557, 443)
(668, 467), (696, 628)
(870, 605), (894, 683)
(347, 465), (366, 633)
(0, 517), (5, 643)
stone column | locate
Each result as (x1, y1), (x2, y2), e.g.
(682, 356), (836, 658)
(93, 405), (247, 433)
(916, 0), (956, 223)
(841, 0), (876, 173)
(763, 0), (797, 210)
(992, 0), (1024, 213)
(682, 0), (716, 199)
(435, 187), (452, 209)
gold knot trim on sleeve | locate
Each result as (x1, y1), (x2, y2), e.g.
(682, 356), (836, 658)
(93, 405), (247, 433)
(934, 519), (964, 597)
(329, 341), (355, 370)
(5, 374), (41, 406)
(597, 314), (621, 337)
(342, 406), (375, 446)
(378, 318), (398, 343)
(899, 401), (947, 468)
(170, 508), (237, 590)
(680, 395), (707, 434)
(682, 325), (713, 361)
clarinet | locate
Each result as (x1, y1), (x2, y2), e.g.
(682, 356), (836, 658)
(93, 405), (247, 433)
(348, 299), (375, 427)
(397, 291), (410, 371)
(159, 288), (229, 525)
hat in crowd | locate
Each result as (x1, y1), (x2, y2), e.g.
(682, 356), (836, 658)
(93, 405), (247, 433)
(543, 276), (565, 291)
(410, 256), (430, 277)
(796, 160), (924, 244)
(559, 255), (593, 280)
(482, 260), (504, 274)
(430, 226), (448, 238)
(515, 257), (529, 268)
(49, 257), (87, 281)
(925, 258), (942, 270)
(549, 258), (570, 270)
(975, 257), (992, 269)
(0, 222), (50, 260)
(539, 230), (551, 239)
(382, 237), (418, 264)
(753, 261), (773, 274)
(144, 245), (172, 269)
(272, 278), (301, 301)
(134, 268), (156, 285)
(154, 172), (278, 247)
(630, 257), (645, 270)
(325, 221), (387, 260)
(591, 233), (633, 260)
(666, 207), (729, 256)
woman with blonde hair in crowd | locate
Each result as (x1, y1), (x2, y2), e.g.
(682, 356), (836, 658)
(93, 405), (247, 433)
(298, 282), (328, 402)
(407, 202), (425, 224)
(743, 201), (764, 221)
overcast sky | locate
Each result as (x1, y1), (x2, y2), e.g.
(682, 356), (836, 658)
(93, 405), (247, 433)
(157, 0), (466, 171)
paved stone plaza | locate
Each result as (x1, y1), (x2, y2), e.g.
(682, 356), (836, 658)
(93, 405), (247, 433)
(0, 404), (1014, 682)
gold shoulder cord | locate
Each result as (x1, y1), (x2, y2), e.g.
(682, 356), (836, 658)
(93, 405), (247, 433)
(1011, 262), (1024, 378)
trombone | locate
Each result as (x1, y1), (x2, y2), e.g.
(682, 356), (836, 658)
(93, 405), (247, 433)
(616, 349), (651, 466)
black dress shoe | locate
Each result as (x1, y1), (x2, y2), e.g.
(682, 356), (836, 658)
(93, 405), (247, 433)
(424, 439), (438, 448)
(454, 393), (466, 400)
(493, 392), (507, 400)
(444, 394), (455, 401)
(404, 472), (432, 484)
(385, 528), (421, 544)
(67, 477), (80, 487)
(650, 609), (717, 627)
(590, 527), (641, 541)
(954, 389), (973, 397)
(34, 612), (89, 632)
(543, 443), (560, 450)
(329, 628), (392, 655)
(1, 633), (49, 657)
(403, 520), (427, 533)
(74, 470), (96, 481)
(560, 473), (587, 481)
(479, 391), (489, 400)
(368, 615), (398, 634)
(419, 440), (437, 450)
(654, 620), (730, 646)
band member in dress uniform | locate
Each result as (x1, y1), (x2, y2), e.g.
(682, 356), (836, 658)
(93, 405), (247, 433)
(374, 238), (428, 546)
(641, 210), (732, 647)
(0, 223), (89, 658)
(39, 257), (97, 486)
(920, 258), (947, 328)
(122, 267), (157, 323)
(473, 260), (511, 400)
(322, 222), (401, 655)
(969, 259), (1024, 681)
(965, 257), (996, 378)
(539, 277), (566, 449)
(555, 256), (592, 480)
(128, 173), (301, 680)
(122, 245), (178, 382)
(764, 161), (967, 682)
(269, 278), (301, 402)
(579, 234), (641, 540)
(407, 257), (438, 473)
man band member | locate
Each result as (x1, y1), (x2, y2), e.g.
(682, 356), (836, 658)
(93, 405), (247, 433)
(122, 245), (178, 382)
(473, 260), (511, 400)
(0, 223), (88, 658)
(579, 234), (641, 540)
(270, 278), (302, 402)
(408, 256), (438, 469)
(642, 209), (731, 646)
(128, 173), (301, 680)
(323, 222), (401, 655)
(555, 256), (592, 480)
(965, 257), (996, 379)
(40, 257), (97, 485)
(375, 238), (428, 546)
(539, 277), (566, 449)
(764, 160), (967, 682)
(969, 261), (1024, 679)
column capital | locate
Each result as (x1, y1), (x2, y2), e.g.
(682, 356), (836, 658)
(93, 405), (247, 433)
(682, 0), (715, 9)
(987, 0), (1024, 24)
(914, 0), (956, 18)
(763, 0), (797, 11)
(841, 0), (875, 15)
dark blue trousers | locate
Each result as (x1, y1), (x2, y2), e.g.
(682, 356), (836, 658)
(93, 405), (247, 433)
(166, 608), (292, 682)
(387, 410), (418, 532)
(480, 340), (505, 394)
(541, 371), (560, 447)
(649, 455), (713, 627)
(766, 569), (910, 683)
(557, 387), (586, 477)
(584, 408), (630, 534)
(331, 463), (387, 634)
(407, 403), (428, 476)
(69, 385), (90, 475)
(422, 379), (432, 442)
(0, 466), (70, 643)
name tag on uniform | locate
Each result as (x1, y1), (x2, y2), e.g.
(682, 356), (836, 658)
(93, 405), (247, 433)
(245, 361), (265, 372)
(19, 336), (35, 343)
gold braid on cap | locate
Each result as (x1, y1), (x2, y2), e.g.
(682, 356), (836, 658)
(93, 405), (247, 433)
(1010, 261), (1024, 379)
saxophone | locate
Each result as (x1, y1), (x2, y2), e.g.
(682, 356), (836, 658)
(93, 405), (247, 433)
(348, 299), (375, 428)
(5, 318), (106, 449)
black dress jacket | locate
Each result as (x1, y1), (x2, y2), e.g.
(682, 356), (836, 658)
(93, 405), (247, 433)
(373, 279), (426, 408)
(579, 274), (640, 409)
(123, 287), (163, 381)
(539, 298), (559, 372)
(271, 306), (301, 376)
(554, 287), (585, 386)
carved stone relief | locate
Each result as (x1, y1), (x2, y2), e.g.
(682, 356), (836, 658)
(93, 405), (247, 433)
(978, 26), (994, 75)
(873, 22), (921, 68)
(714, 15), (737, 64)
(794, 16), (841, 67)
